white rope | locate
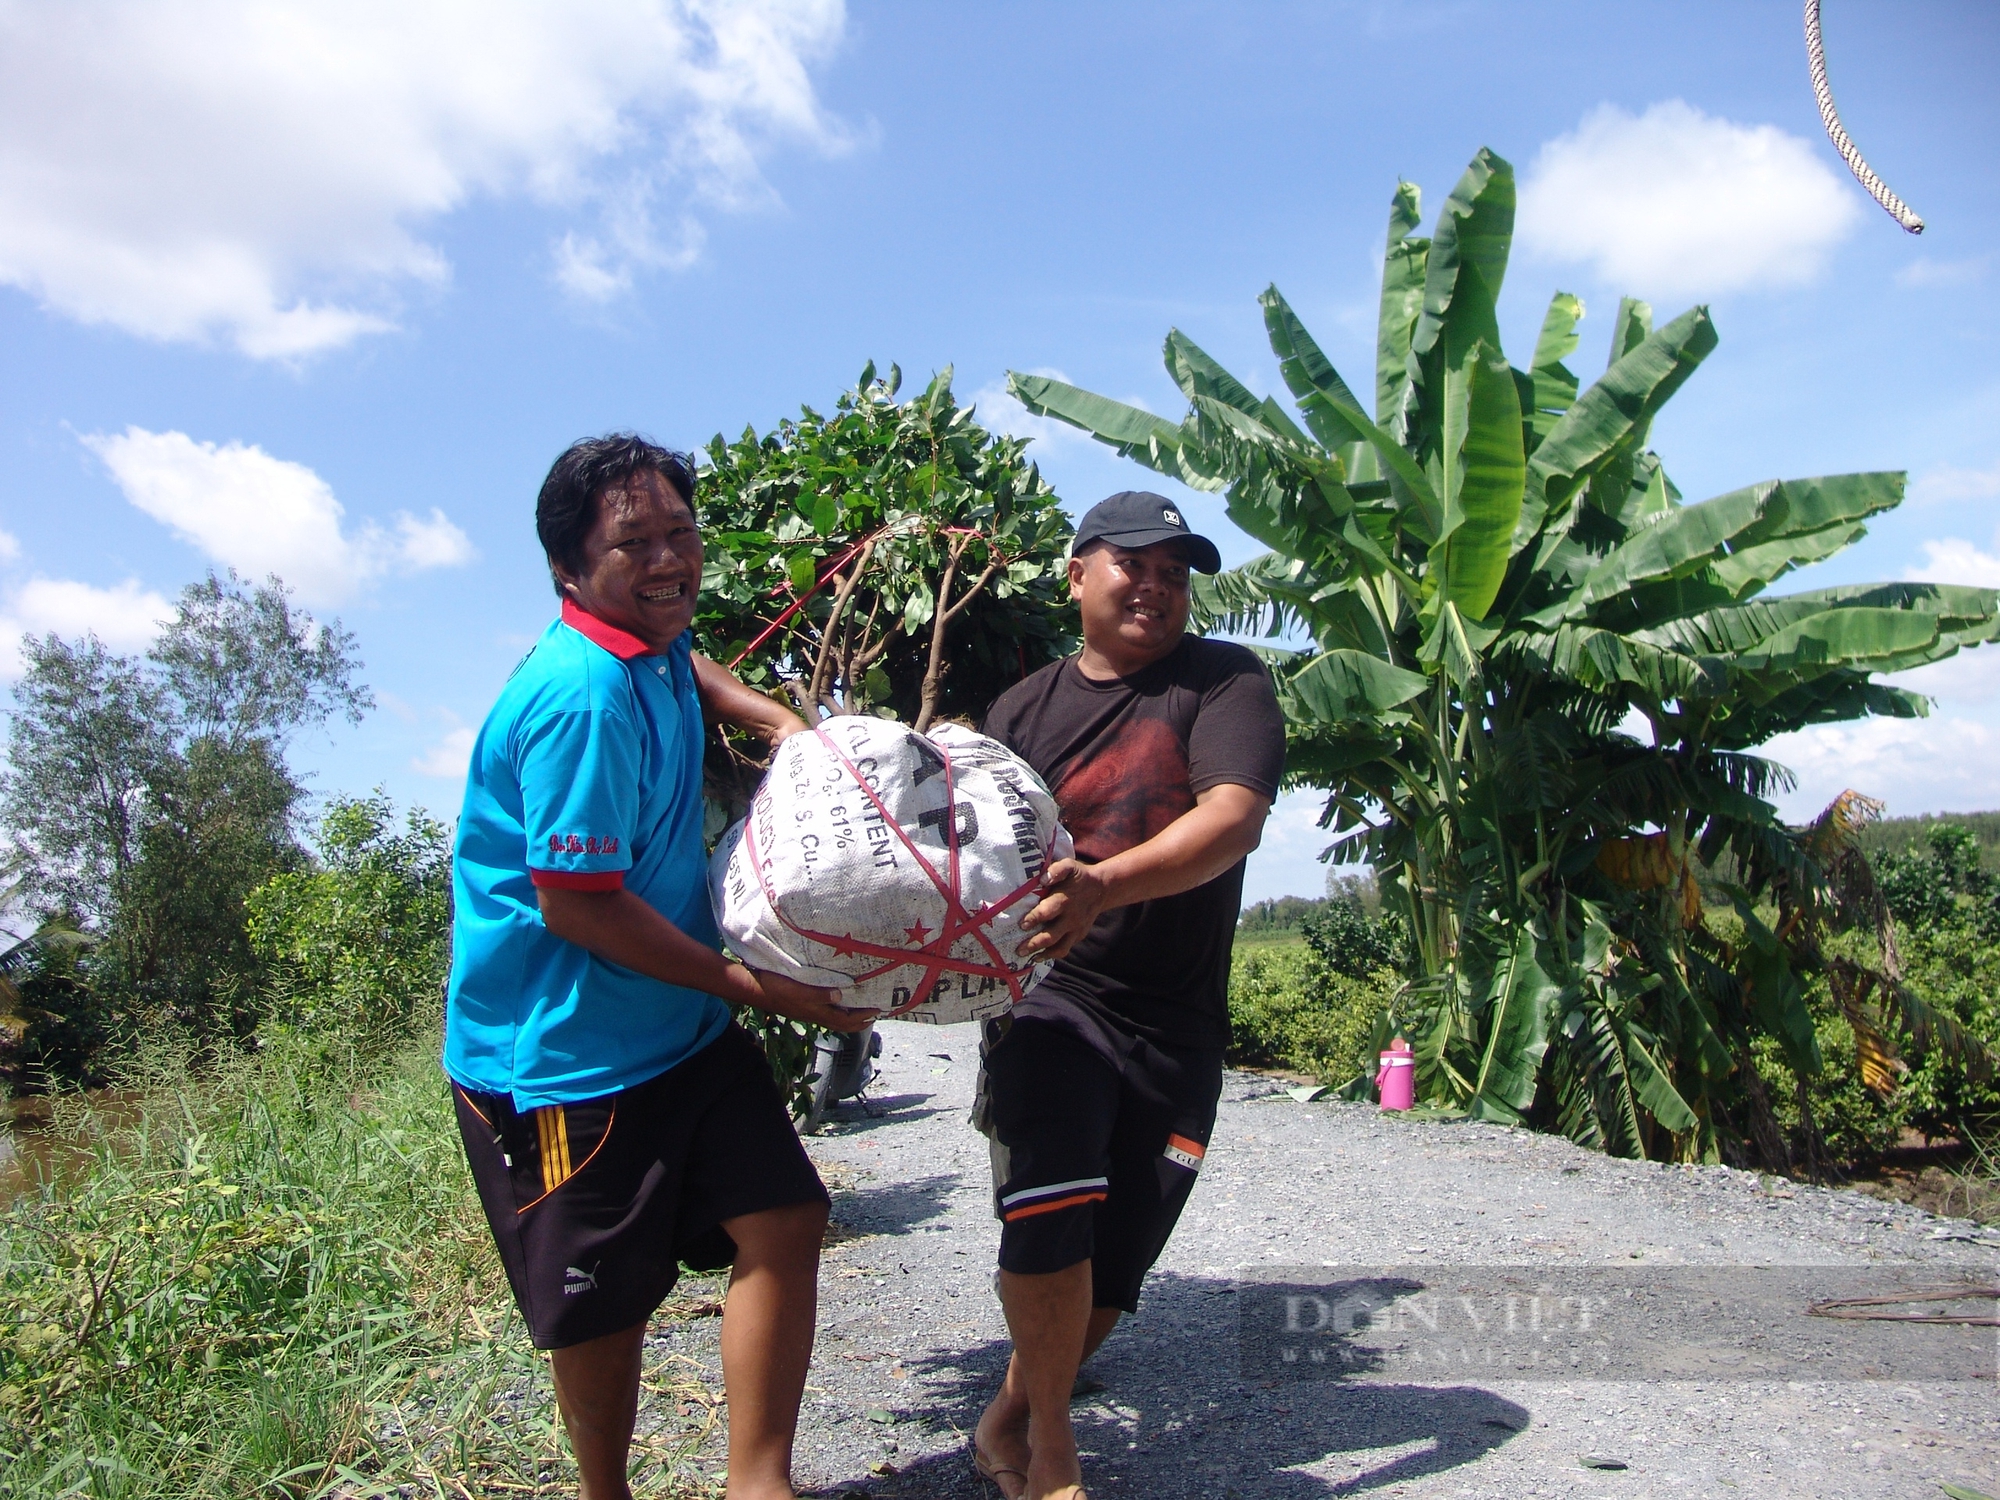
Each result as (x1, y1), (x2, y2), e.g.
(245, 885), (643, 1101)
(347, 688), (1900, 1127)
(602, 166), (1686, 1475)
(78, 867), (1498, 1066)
(1804, 0), (1923, 234)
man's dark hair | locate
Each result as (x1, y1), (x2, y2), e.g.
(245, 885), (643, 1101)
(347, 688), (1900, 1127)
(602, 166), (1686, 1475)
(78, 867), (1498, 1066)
(535, 434), (697, 597)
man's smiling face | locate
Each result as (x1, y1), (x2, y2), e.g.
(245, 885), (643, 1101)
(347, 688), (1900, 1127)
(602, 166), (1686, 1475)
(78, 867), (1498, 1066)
(1068, 538), (1192, 675)
(554, 468), (703, 652)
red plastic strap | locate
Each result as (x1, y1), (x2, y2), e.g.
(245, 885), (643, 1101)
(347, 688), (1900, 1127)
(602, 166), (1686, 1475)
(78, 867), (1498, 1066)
(808, 727), (1022, 997)
(720, 525), (1019, 673)
(738, 728), (1052, 1017)
(723, 527), (887, 671)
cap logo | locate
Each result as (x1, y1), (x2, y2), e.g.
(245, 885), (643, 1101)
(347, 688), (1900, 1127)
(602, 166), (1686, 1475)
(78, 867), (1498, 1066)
(1162, 508), (1182, 526)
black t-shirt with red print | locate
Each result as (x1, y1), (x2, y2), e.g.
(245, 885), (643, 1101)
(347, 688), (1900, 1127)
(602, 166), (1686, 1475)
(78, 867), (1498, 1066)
(981, 635), (1286, 1055)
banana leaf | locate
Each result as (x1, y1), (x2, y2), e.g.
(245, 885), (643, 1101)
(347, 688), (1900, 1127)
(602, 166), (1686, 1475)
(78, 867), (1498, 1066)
(1376, 181), (1428, 436)
(1430, 339), (1525, 619)
(1166, 328), (1263, 416)
(1521, 307), (1718, 541)
(1467, 925), (1561, 1121)
(1286, 649), (1428, 723)
(1005, 372), (1185, 479)
(1411, 147), (1514, 364)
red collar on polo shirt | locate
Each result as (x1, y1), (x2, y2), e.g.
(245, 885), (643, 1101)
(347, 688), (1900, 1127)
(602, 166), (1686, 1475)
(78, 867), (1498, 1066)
(560, 598), (655, 661)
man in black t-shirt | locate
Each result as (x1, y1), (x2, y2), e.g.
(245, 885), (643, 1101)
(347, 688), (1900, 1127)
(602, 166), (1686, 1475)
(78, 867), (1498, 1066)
(971, 492), (1284, 1500)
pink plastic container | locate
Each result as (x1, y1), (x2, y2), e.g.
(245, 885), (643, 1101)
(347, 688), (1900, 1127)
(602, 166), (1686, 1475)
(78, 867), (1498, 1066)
(1376, 1037), (1415, 1111)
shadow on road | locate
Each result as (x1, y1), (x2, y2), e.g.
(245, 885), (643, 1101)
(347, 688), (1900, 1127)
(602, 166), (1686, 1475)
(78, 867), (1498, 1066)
(831, 1270), (1526, 1498)
(828, 1172), (960, 1238)
(815, 1090), (950, 1136)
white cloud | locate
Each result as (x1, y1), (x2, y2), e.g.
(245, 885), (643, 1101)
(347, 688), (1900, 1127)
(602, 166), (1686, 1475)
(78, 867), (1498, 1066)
(1895, 256), (1989, 289)
(84, 425), (475, 605)
(1763, 716), (1999, 822)
(0, 530), (18, 563)
(1239, 788), (1377, 905)
(969, 370), (1094, 453)
(0, 0), (850, 357)
(1517, 100), (1862, 299)
(392, 509), (478, 571)
(412, 725), (476, 779)
(1909, 460), (2000, 507)
(0, 576), (175, 675)
(970, 369), (1173, 459)
(1906, 528), (2000, 590)
(1887, 642), (2000, 707)
(552, 206), (707, 305)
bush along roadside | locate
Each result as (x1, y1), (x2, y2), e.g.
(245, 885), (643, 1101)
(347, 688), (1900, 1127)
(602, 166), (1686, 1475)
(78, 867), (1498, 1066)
(1227, 895), (1408, 1086)
(1749, 823), (2000, 1188)
(1010, 142), (2000, 1168)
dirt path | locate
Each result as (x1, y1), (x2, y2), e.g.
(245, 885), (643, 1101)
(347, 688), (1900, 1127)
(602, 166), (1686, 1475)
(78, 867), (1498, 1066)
(650, 1018), (2000, 1498)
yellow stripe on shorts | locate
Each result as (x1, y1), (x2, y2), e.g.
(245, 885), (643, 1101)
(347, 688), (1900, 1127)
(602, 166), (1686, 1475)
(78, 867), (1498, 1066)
(536, 1106), (572, 1194)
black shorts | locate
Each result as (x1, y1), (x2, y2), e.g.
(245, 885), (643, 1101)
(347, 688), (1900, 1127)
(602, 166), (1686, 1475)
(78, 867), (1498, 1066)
(981, 1014), (1222, 1314)
(453, 1022), (829, 1350)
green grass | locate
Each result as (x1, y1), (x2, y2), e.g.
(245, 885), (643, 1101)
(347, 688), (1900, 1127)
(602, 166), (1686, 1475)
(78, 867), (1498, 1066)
(0, 1022), (729, 1499)
(1229, 929), (1311, 955)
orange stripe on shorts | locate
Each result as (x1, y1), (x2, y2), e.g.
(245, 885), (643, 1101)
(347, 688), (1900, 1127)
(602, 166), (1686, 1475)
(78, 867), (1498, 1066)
(1002, 1190), (1109, 1222)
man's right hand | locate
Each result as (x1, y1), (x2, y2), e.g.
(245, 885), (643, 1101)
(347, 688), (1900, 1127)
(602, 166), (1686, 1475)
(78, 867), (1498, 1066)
(742, 968), (878, 1032)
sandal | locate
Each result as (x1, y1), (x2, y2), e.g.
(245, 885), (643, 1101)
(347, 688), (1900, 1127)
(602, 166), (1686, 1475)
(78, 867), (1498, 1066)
(972, 1446), (1029, 1499)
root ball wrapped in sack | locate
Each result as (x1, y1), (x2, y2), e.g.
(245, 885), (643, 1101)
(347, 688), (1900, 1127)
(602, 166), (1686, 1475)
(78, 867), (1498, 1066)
(709, 718), (1072, 1024)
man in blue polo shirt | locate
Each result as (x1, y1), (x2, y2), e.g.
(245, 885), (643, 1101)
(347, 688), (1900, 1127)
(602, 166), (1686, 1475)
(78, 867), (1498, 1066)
(447, 434), (873, 1500)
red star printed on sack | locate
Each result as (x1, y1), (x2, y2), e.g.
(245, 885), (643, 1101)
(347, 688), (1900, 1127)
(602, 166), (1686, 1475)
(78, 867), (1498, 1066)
(904, 920), (933, 946)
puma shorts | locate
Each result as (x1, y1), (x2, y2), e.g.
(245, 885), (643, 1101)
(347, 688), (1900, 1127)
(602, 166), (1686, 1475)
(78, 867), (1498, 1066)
(452, 1022), (828, 1349)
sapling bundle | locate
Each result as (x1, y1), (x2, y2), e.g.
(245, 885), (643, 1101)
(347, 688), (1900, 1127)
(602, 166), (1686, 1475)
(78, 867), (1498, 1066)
(710, 717), (1071, 1023)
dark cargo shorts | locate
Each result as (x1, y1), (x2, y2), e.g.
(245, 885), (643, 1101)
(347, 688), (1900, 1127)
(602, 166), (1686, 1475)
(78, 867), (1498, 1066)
(453, 1022), (828, 1349)
(978, 1013), (1222, 1314)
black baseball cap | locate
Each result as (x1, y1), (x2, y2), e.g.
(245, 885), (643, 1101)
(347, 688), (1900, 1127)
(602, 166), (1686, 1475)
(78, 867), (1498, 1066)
(1071, 490), (1222, 574)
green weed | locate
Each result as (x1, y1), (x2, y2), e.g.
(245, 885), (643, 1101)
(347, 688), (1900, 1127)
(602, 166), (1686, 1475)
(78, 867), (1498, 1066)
(0, 1025), (723, 1498)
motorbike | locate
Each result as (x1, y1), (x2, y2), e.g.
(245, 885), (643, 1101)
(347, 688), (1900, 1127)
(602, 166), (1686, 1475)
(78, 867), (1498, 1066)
(805, 1020), (881, 1128)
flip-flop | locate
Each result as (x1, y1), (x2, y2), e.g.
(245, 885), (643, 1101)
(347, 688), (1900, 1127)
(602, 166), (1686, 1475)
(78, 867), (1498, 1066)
(971, 1446), (1028, 1499)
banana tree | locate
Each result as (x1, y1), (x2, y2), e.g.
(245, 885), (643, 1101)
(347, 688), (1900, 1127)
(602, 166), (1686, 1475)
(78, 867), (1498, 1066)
(1009, 147), (1999, 1163)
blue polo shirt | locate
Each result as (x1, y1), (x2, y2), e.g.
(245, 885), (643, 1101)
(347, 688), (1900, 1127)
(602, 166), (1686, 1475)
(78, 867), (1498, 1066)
(445, 599), (729, 1109)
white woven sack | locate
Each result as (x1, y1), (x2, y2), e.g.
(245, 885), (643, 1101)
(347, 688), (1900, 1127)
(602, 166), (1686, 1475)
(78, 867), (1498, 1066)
(709, 717), (1072, 1024)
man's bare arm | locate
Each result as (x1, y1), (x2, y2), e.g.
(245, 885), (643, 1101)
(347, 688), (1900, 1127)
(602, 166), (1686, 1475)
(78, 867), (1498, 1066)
(537, 885), (874, 1031)
(1015, 783), (1271, 962)
(691, 651), (809, 747)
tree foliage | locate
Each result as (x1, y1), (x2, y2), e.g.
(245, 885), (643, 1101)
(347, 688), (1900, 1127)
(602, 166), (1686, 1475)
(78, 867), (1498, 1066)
(0, 572), (370, 1073)
(695, 362), (1076, 752)
(1010, 146), (2000, 1167)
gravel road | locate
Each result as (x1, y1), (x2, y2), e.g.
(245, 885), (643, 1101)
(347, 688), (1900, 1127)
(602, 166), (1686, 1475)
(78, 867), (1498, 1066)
(647, 1018), (2000, 1499)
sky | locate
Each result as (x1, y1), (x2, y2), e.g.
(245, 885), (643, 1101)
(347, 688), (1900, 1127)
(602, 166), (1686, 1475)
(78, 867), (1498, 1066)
(1, 0), (1995, 907)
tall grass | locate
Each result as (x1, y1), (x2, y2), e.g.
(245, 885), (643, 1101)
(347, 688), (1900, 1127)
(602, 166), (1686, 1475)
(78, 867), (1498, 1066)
(0, 1021), (726, 1498)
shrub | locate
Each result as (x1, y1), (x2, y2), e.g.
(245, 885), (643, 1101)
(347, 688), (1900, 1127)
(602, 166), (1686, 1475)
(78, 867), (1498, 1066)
(1752, 914), (2000, 1168)
(1890, 920), (2000, 1144)
(1301, 896), (1409, 982)
(245, 793), (451, 1057)
(1228, 943), (1394, 1085)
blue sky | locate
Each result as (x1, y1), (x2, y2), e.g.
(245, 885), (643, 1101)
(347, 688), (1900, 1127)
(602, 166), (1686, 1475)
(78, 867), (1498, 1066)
(1, 0), (1995, 905)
